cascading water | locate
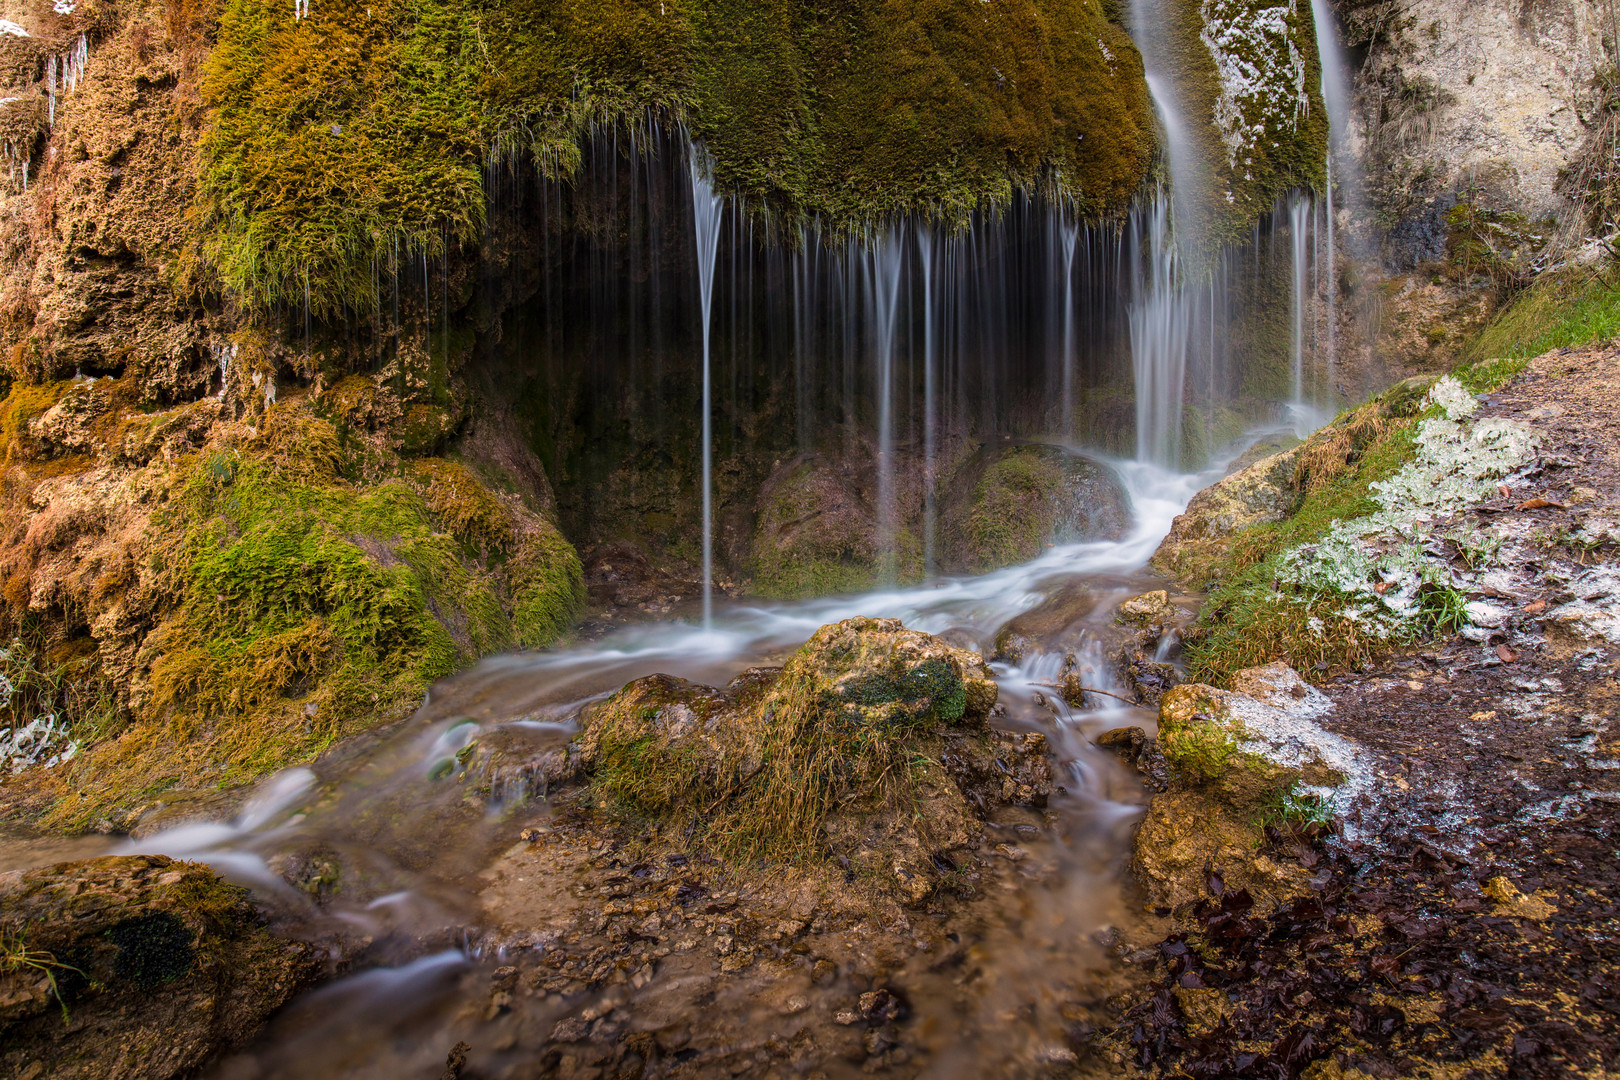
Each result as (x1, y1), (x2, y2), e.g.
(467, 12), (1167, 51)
(1311, 0), (1364, 387)
(865, 227), (906, 584)
(918, 226), (938, 574)
(689, 148), (724, 625)
(1290, 191), (1311, 411)
(1128, 189), (1191, 467)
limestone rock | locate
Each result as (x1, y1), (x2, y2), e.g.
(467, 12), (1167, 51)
(1151, 447), (1302, 586)
(991, 581), (1096, 662)
(1133, 665), (1370, 912)
(580, 618), (1032, 903)
(1116, 590), (1173, 628)
(0, 855), (318, 1080)
(940, 445), (1130, 574)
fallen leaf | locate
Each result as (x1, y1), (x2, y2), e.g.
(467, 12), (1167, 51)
(1498, 484), (1511, 498)
(1373, 581), (1392, 595)
(1522, 599), (1546, 614)
(1496, 644), (1518, 663)
(1516, 498), (1567, 510)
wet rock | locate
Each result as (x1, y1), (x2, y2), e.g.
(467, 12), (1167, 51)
(940, 445), (1130, 574)
(0, 855), (318, 1080)
(858, 986), (910, 1023)
(583, 540), (691, 609)
(749, 458), (884, 599)
(579, 618), (1017, 903)
(1173, 986), (1229, 1037)
(1151, 446), (1302, 586)
(1094, 726), (1170, 792)
(1116, 590), (1173, 628)
(991, 581), (1096, 662)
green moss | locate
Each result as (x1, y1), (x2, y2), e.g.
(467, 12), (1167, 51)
(585, 619), (982, 862)
(45, 406), (584, 827)
(509, 524), (586, 648)
(1154, 0), (1329, 249)
(962, 447), (1065, 571)
(198, 0), (1156, 315)
(1465, 267), (1620, 362)
(1182, 385), (1426, 684)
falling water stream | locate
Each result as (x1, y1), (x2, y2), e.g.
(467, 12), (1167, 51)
(689, 150), (724, 626)
(4, 448), (1283, 1078)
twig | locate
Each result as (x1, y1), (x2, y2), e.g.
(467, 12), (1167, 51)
(1032, 681), (1139, 705)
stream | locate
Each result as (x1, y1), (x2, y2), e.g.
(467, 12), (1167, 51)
(10, 448), (1243, 1078)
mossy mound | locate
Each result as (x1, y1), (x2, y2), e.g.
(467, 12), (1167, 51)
(749, 458), (922, 599)
(198, 0), (1156, 314)
(0, 854), (317, 1079)
(941, 444), (1129, 573)
(0, 381), (584, 830)
(1153, 0), (1330, 248)
(579, 617), (1035, 902)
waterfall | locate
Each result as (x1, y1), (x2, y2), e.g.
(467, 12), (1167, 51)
(689, 148), (724, 626)
(1312, 0), (1362, 388)
(918, 226), (937, 575)
(865, 228), (905, 584)
(1289, 192), (1310, 412)
(1128, 189), (1190, 467)
(1059, 222), (1079, 438)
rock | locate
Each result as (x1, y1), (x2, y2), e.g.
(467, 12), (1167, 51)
(1151, 446), (1302, 586)
(1173, 986), (1229, 1037)
(940, 446), (1130, 574)
(1093, 726), (1170, 792)
(580, 618), (1026, 903)
(1132, 666), (1370, 912)
(1116, 590), (1173, 628)
(991, 581), (1096, 662)
(0, 855), (318, 1080)
(749, 458), (885, 599)
(1482, 876), (1557, 921)
(858, 986), (910, 1023)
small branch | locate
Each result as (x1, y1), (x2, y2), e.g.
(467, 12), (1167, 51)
(1032, 681), (1139, 705)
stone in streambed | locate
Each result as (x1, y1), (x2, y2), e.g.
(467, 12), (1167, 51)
(578, 617), (1038, 904)
(0, 855), (318, 1080)
(991, 581), (1097, 663)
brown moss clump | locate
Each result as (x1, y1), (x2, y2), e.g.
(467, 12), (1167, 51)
(580, 618), (1008, 884)
(414, 457), (516, 554)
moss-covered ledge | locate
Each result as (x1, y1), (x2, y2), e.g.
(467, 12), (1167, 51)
(197, 0), (1157, 315)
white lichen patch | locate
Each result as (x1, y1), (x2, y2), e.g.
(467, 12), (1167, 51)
(1548, 566), (1620, 643)
(1222, 664), (1375, 820)
(1200, 0), (1310, 173)
(1277, 377), (1539, 639)
(0, 649), (78, 773)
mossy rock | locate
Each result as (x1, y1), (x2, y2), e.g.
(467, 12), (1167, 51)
(579, 617), (1019, 901)
(1133, 665), (1358, 911)
(941, 445), (1130, 574)
(749, 458), (885, 599)
(33, 397), (583, 830)
(0, 855), (318, 1079)
(1151, 444), (1303, 588)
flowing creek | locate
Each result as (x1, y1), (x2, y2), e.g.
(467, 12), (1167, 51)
(0, 449), (1277, 1078)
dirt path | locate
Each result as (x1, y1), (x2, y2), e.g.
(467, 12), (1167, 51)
(1109, 347), (1620, 1078)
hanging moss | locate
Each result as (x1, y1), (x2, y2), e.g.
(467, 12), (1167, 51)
(196, 0), (1157, 315)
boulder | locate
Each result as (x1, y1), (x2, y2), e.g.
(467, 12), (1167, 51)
(0, 855), (318, 1080)
(941, 445), (1130, 573)
(579, 618), (1040, 903)
(1151, 446), (1302, 587)
(990, 581), (1097, 663)
(1132, 665), (1369, 912)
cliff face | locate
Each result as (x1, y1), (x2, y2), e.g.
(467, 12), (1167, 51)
(1344, 0), (1608, 266)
